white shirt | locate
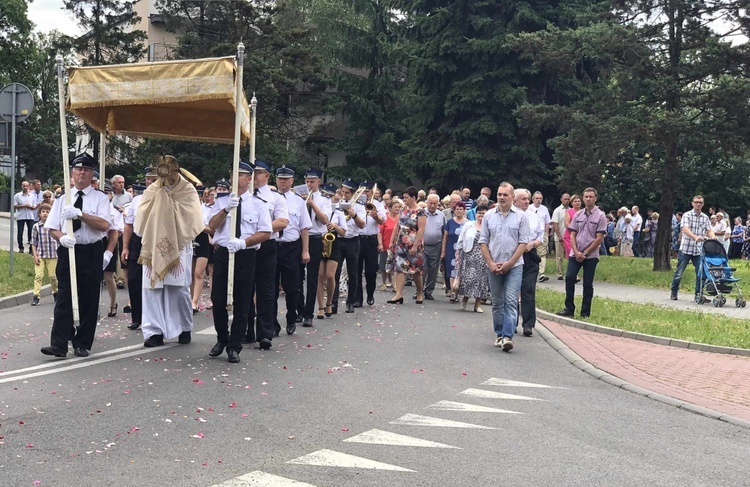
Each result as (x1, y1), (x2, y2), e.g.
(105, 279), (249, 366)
(361, 199), (386, 236)
(256, 184), (289, 240)
(308, 190), (333, 236)
(201, 203), (213, 227)
(210, 191), (272, 249)
(532, 203), (551, 228)
(278, 190), (312, 243)
(631, 213), (643, 231)
(525, 207), (546, 243)
(45, 185), (111, 244)
(342, 201), (367, 239)
(712, 220), (727, 243)
(551, 204), (568, 241)
(14, 192), (36, 220)
(125, 195), (141, 228)
(330, 208), (347, 231)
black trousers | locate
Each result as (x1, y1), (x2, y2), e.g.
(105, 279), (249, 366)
(246, 239), (277, 342)
(564, 256), (599, 315)
(520, 250), (540, 329)
(50, 241), (104, 351)
(17, 219), (33, 251)
(212, 247), (256, 353)
(303, 236), (323, 319)
(355, 235), (379, 303)
(127, 235), (143, 325)
(275, 239), (302, 330)
(333, 237), (360, 308)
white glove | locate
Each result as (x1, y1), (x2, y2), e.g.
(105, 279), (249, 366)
(102, 250), (113, 270)
(62, 206), (83, 220)
(227, 238), (247, 253)
(59, 235), (77, 249)
(227, 193), (240, 209)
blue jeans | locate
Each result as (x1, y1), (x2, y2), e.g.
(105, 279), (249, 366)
(488, 266), (522, 339)
(670, 252), (701, 295)
(632, 231), (641, 257)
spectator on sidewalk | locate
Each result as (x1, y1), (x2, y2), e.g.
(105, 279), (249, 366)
(551, 193), (570, 279)
(557, 187), (607, 319)
(670, 195), (715, 301)
(713, 212), (729, 254)
(32, 180), (44, 221)
(30, 203), (58, 306)
(742, 217), (750, 260)
(14, 181), (37, 253)
(729, 216), (744, 260)
(631, 206), (643, 257)
(671, 212), (683, 258)
(563, 194), (582, 257)
(643, 212), (658, 257)
(531, 191), (551, 282)
(621, 215), (634, 256)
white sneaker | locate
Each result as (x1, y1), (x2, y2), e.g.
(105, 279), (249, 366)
(502, 338), (514, 352)
(494, 337), (503, 348)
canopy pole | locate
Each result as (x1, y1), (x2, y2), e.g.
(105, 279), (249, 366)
(99, 131), (106, 183)
(227, 41), (245, 311)
(56, 54), (80, 324)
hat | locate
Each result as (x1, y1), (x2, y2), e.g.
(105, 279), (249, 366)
(215, 178), (231, 189)
(304, 167), (323, 179)
(360, 180), (374, 189)
(92, 171), (100, 181)
(144, 166), (158, 177)
(275, 165), (295, 178)
(103, 182), (114, 193)
(342, 178), (358, 190)
(71, 153), (97, 169)
(254, 160), (271, 172)
(238, 160), (254, 174)
(321, 182), (338, 195)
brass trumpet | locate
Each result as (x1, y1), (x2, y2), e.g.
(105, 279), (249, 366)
(365, 183), (378, 212)
(343, 186), (367, 220)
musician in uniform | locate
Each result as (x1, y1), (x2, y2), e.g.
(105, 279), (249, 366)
(301, 168), (332, 327)
(332, 179), (366, 314)
(317, 183), (346, 318)
(354, 180), (386, 307)
(244, 160), (289, 349)
(41, 153), (111, 358)
(208, 161), (272, 363)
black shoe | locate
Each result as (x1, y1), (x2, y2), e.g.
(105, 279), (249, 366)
(127, 322), (141, 330)
(539, 275), (550, 282)
(227, 350), (240, 363)
(346, 304), (354, 313)
(325, 305), (333, 317)
(41, 346), (67, 358)
(178, 331), (191, 344)
(670, 292), (678, 301)
(144, 334), (164, 347)
(116, 281), (125, 289)
(556, 309), (574, 317)
(123, 304), (131, 313)
(192, 308), (199, 315)
(107, 303), (119, 317)
(274, 324), (281, 337)
(405, 280), (412, 286)
(242, 335), (256, 344)
(53, 292), (58, 303)
(424, 294), (434, 301)
(353, 302), (362, 308)
(331, 306), (338, 315)
(367, 298), (374, 305)
(31, 296), (40, 306)
(387, 297), (404, 304)
(302, 318), (314, 327)
(557, 276), (564, 280)
(295, 316), (303, 323)
(209, 342), (226, 357)
(286, 322), (296, 335)
(523, 327), (533, 337)
(259, 338), (272, 350)
(73, 347), (89, 357)
(415, 297), (424, 304)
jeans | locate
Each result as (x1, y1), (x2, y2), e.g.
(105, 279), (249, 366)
(632, 231), (641, 257)
(487, 265), (522, 339)
(564, 257), (599, 316)
(670, 252), (701, 295)
(17, 219), (33, 251)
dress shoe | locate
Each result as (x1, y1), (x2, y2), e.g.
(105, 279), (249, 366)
(107, 303), (119, 317)
(259, 338), (272, 350)
(523, 327), (533, 337)
(302, 318), (314, 327)
(192, 308), (199, 315)
(41, 346), (67, 357)
(325, 305), (333, 317)
(331, 305), (338, 315)
(227, 350), (240, 363)
(415, 296), (424, 304)
(144, 334), (164, 347)
(295, 316), (303, 323)
(274, 324), (281, 337)
(73, 347), (89, 357)
(367, 298), (374, 305)
(346, 304), (354, 313)
(386, 297), (404, 304)
(127, 322), (141, 330)
(353, 302), (362, 308)
(424, 294), (434, 300)
(286, 322), (296, 335)
(123, 304), (131, 313)
(209, 342), (226, 357)
(556, 309), (574, 317)
(178, 331), (191, 344)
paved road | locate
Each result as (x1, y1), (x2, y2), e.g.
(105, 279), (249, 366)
(0, 214), (13, 251)
(0, 287), (748, 486)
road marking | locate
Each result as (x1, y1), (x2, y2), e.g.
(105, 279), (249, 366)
(389, 414), (496, 429)
(0, 344), (179, 384)
(426, 400), (523, 414)
(211, 470), (318, 486)
(288, 449), (415, 472)
(481, 378), (564, 389)
(459, 388), (545, 401)
(0, 343), (148, 377)
(343, 429), (461, 449)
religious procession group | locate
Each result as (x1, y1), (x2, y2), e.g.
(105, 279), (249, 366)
(38, 153), (392, 364)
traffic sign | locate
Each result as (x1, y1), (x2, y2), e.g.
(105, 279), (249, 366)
(0, 83), (34, 123)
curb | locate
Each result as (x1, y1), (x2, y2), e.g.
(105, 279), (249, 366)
(535, 321), (750, 429)
(0, 285), (52, 310)
(536, 309), (750, 357)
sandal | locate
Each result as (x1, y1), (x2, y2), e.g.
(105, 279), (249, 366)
(325, 304), (333, 317)
(317, 307), (325, 320)
(107, 303), (118, 317)
(460, 297), (468, 310)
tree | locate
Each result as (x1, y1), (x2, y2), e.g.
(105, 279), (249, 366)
(0, 0), (34, 87)
(514, 0), (750, 270)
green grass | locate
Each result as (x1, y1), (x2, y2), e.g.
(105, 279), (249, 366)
(544, 255), (750, 292)
(536, 288), (750, 349)
(0, 249), (50, 297)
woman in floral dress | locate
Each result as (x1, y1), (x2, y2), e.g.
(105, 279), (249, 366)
(455, 204), (490, 312)
(388, 187), (427, 304)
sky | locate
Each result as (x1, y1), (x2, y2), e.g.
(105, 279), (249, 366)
(27, 0), (83, 36)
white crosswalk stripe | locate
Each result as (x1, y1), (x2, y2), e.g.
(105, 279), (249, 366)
(481, 378), (565, 389)
(426, 400), (523, 414)
(343, 429), (461, 449)
(390, 413), (496, 429)
(288, 449), (415, 472)
(458, 388), (545, 401)
(211, 470), (318, 486)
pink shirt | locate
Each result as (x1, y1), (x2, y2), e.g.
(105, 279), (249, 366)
(567, 207), (607, 258)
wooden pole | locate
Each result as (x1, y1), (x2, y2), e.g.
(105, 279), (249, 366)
(226, 42), (245, 311)
(99, 132), (106, 183)
(55, 54), (79, 324)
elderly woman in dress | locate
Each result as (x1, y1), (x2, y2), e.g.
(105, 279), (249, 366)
(442, 201), (468, 302)
(388, 187), (427, 304)
(455, 204), (490, 312)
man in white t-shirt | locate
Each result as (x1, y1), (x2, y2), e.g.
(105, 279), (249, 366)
(14, 181), (37, 253)
(532, 191), (551, 281)
(631, 206), (643, 257)
(550, 193), (570, 280)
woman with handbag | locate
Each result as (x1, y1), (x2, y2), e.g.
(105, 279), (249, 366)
(454, 205), (490, 312)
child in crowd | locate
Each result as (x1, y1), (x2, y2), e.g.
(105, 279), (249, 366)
(30, 203), (58, 306)
(621, 214), (635, 257)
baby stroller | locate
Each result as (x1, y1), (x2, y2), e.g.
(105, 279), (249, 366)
(697, 239), (746, 307)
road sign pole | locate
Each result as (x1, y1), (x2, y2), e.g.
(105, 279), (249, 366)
(9, 87), (16, 275)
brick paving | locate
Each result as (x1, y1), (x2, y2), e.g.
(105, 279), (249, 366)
(540, 318), (750, 421)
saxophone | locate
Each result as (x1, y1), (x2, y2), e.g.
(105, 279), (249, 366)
(322, 230), (336, 258)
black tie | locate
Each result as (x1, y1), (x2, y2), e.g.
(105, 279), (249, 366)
(73, 190), (84, 232)
(235, 196), (242, 238)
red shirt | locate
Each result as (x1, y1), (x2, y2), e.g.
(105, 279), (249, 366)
(380, 214), (398, 251)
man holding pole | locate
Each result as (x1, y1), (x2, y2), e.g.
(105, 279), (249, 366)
(41, 154), (111, 358)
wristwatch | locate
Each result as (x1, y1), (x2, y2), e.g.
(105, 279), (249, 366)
(582, 251), (587, 258)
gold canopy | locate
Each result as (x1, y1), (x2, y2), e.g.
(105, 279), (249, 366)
(66, 56), (251, 144)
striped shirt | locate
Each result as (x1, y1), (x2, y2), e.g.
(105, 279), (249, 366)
(31, 221), (58, 259)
